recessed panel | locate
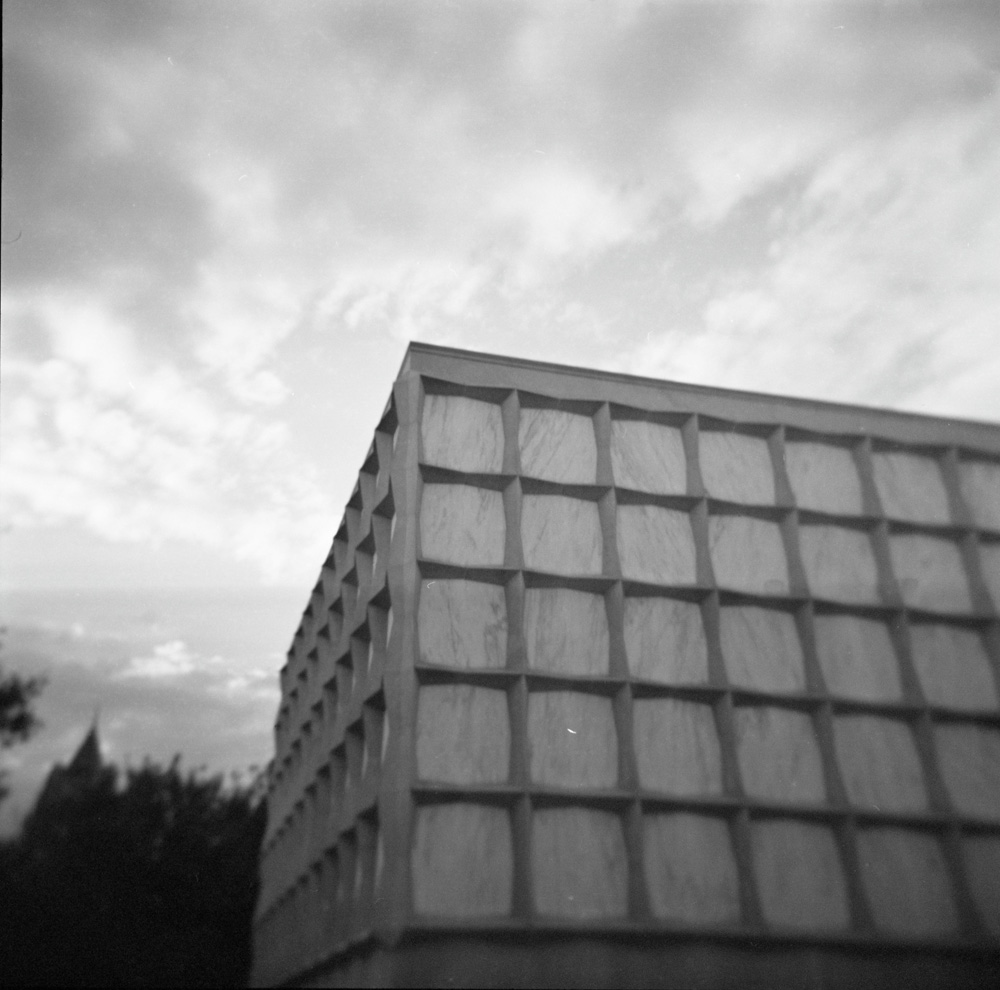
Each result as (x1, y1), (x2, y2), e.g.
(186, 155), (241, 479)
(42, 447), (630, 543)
(617, 505), (697, 585)
(872, 451), (952, 525)
(421, 484), (505, 566)
(734, 707), (826, 805)
(833, 715), (927, 812)
(528, 692), (618, 788)
(519, 408), (597, 483)
(623, 597), (708, 684)
(418, 579), (508, 669)
(784, 441), (864, 516)
(934, 724), (1000, 821)
(719, 606), (805, 693)
(959, 460), (1000, 531)
(890, 534), (972, 614)
(524, 587), (610, 676)
(980, 543), (1000, 611)
(800, 525), (881, 605)
(909, 623), (997, 711)
(813, 614), (902, 702)
(699, 432), (776, 505)
(422, 394), (504, 474)
(611, 419), (686, 494)
(963, 835), (1000, 936)
(709, 516), (789, 595)
(522, 495), (602, 575)
(633, 698), (722, 795)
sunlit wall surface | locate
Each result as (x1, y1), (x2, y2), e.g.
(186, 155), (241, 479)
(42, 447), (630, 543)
(251, 345), (1000, 988)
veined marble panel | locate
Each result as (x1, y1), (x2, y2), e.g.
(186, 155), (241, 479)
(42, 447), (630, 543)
(416, 685), (510, 784)
(934, 724), (1000, 821)
(833, 715), (927, 812)
(643, 814), (740, 924)
(959, 460), (1000, 531)
(418, 579), (508, 669)
(519, 408), (597, 483)
(909, 623), (997, 711)
(784, 441), (864, 516)
(527, 692), (618, 788)
(734, 707), (826, 805)
(524, 587), (610, 676)
(522, 495), (603, 575)
(857, 828), (959, 936)
(412, 804), (513, 916)
(719, 606), (806, 693)
(872, 451), (952, 525)
(980, 543), (1000, 611)
(421, 394), (504, 474)
(532, 807), (628, 918)
(813, 614), (902, 702)
(799, 525), (881, 605)
(633, 699), (722, 795)
(618, 505), (697, 585)
(751, 820), (850, 931)
(623, 597), (708, 684)
(610, 419), (686, 495)
(963, 836), (1000, 936)
(889, 534), (972, 614)
(421, 484), (505, 566)
(708, 516), (789, 595)
(699, 432), (776, 505)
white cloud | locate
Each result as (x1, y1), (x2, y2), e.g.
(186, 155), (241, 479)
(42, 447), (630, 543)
(120, 640), (199, 679)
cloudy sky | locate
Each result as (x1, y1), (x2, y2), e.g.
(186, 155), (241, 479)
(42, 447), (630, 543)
(2, 1), (999, 827)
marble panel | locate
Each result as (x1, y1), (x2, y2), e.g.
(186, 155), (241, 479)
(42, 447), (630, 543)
(421, 394), (504, 474)
(618, 505), (697, 585)
(709, 516), (789, 595)
(412, 804), (513, 916)
(751, 820), (850, 931)
(416, 685), (510, 784)
(623, 597), (708, 684)
(532, 807), (628, 918)
(421, 484), (505, 566)
(734, 707), (826, 805)
(522, 495), (603, 575)
(890, 534), (972, 614)
(643, 813), (741, 924)
(857, 828), (959, 936)
(934, 724), (1000, 821)
(528, 691), (618, 788)
(699, 432), (776, 505)
(959, 460), (1000, 531)
(524, 587), (610, 676)
(981, 543), (1000, 611)
(799, 525), (881, 605)
(633, 699), (722, 795)
(962, 836), (1000, 936)
(784, 441), (864, 516)
(519, 408), (597, 483)
(872, 450), (952, 525)
(418, 579), (507, 669)
(833, 715), (927, 812)
(610, 419), (687, 495)
(909, 623), (997, 711)
(813, 614), (902, 702)
(719, 606), (806, 693)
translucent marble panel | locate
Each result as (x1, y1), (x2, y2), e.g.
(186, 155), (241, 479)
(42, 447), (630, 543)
(857, 828), (959, 936)
(981, 543), (1000, 610)
(890, 534), (972, 614)
(752, 820), (850, 931)
(813, 614), (902, 701)
(624, 597), (708, 684)
(872, 450), (951, 525)
(633, 699), (722, 795)
(800, 525), (881, 605)
(610, 419), (686, 495)
(963, 835), (1000, 936)
(699, 432), (776, 505)
(522, 495), (602, 575)
(709, 516), (789, 595)
(421, 484), (505, 566)
(519, 408), (597, 484)
(643, 814), (741, 923)
(784, 441), (864, 516)
(421, 394), (504, 474)
(418, 579), (507, 669)
(524, 587), (609, 676)
(734, 707), (826, 805)
(532, 807), (628, 918)
(833, 715), (927, 812)
(934, 724), (1000, 820)
(719, 606), (805, 693)
(412, 804), (513, 916)
(959, 460), (1000, 531)
(416, 685), (510, 784)
(528, 692), (618, 788)
(909, 623), (997, 711)
(617, 505), (697, 585)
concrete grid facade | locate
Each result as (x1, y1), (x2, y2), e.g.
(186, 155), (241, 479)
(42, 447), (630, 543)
(251, 344), (1000, 988)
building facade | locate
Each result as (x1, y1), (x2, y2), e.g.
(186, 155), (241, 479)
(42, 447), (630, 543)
(251, 344), (1000, 987)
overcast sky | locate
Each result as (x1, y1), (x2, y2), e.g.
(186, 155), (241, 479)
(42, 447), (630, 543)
(2, 0), (999, 823)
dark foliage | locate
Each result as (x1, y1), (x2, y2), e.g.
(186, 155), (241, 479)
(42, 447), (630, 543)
(0, 653), (46, 804)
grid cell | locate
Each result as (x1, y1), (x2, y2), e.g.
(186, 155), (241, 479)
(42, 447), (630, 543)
(519, 408), (597, 483)
(421, 394), (504, 474)
(699, 432), (775, 505)
(962, 835), (1000, 936)
(610, 419), (686, 494)
(418, 579), (508, 669)
(734, 707), (826, 805)
(959, 460), (1000, 531)
(522, 495), (603, 575)
(524, 587), (610, 676)
(890, 534), (973, 614)
(799, 524), (881, 605)
(784, 441), (864, 516)
(980, 543), (1000, 611)
(709, 516), (789, 595)
(421, 484), (505, 566)
(617, 505), (697, 585)
(633, 699), (722, 795)
(813, 614), (902, 702)
(872, 451), (952, 525)
(909, 623), (997, 711)
(933, 724), (1000, 821)
(719, 605), (805, 693)
(623, 597), (708, 684)
(527, 692), (618, 789)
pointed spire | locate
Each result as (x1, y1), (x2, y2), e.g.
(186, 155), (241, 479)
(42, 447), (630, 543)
(67, 719), (102, 777)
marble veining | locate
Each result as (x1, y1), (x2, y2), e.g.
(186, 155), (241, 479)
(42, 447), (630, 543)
(523, 587), (610, 675)
(962, 838), (1000, 936)
(420, 483), (506, 566)
(418, 579), (507, 669)
(610, 419), (686, 494)
(699, 431), (776, 505)
(618, 505), (697, 585)
(934, 724), (1000, 821)
(799, 524), (881, 605)
(959, 460), (1000, 531)
(784, 441), (864, 516)
(522, 495), (603, 575)
(909, 623), (997, 711)
(872, 451), (952, 525)
(709, 515), (789, 595)
(633, 699), (722, 794)
(519, 408), (597, 483)
(734, 707), (826, 804)
(719, 605), (805, 693)
(623, 597), (708, 684)
(833, 715), (927, 811)
(889, 534), (972, 614)
(421, 394), (504, 474)
(527, 691), (618, 788)
(812, 614), (902, 702)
